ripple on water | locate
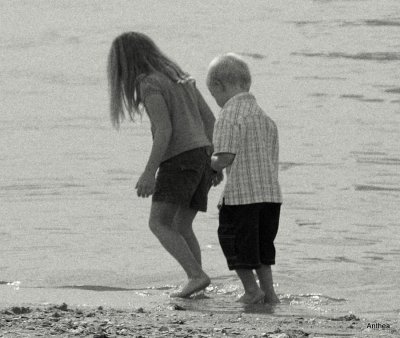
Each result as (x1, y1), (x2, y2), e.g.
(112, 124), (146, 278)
(385, 87), (400, 94)
(169, 286), (346, 316)
(295, 219), (322, 227)
(364, 250), (400, 257)
(351, 151), (400, 166)
(277, 293), (348, 317)
(289, 18), (400, 28)
(295, 75), (347, 81)
(280, 162), (303, 171)
(0, 180), (97, 201)
(279, 162), (334, 171)
(354, 184), (400, 192)
(292, 51), (400, 62)
(164, 275), (350, 316)
(56, 284), (177, 292)
(298, 236), (377, 247)
(309, 92), (329, 97)
(355, 223), (384, 229)
(236, 52), (267, 59)
(333, 256), (357, 263)
(343, 19), (400, 27)
(281, 293), (347, 305)
(339, 94), (385, 102)
(58, 285), (136, 292)
(361, 98), (385, 102)
(363, 255), (384, 261)
(288, 20), (324, 26)
(1, 31), (81, 50)
(1, 182), (85, 191)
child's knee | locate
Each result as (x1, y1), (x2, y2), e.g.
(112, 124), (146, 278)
(178, 227), (194, 239)
(173, 220), (194, 237)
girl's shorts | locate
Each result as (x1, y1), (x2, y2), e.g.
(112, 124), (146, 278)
(218, 202), (281, 270)
(152, 147), (212, 212)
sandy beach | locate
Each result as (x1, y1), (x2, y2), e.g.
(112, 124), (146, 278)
(1, 300), (399, 338)
(1, 285), (399, 337)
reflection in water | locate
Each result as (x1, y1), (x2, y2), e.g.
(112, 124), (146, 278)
(168, 288), (349, 317)
(30, 279), (350, 318)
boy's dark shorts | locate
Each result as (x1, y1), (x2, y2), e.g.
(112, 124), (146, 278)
(152, 147), (212, 212)
(218, 202), (281, 270)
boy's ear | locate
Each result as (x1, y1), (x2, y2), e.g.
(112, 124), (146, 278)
(213, 79), (226, 92)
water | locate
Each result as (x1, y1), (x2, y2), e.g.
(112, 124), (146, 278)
(1, 0), (399, 320)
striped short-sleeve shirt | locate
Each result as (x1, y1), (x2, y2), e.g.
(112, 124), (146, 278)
(213, 92), (282, 205)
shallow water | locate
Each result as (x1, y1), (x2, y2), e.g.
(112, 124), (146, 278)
(1, 0), (400, 320)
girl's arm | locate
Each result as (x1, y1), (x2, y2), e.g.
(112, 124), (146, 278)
(143, 94), (172, 175)
(135, 94), (172, 197)
(196, 88), (215, 144)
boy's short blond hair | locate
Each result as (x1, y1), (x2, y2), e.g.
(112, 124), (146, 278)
(208, 53), (251, 90)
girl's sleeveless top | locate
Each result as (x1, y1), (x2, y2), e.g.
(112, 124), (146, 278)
(139, 72), (213, 162)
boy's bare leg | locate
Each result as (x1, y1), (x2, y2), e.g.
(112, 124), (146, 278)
(149, 201), (210, 298)
(256, 265), (280, 304)
(235, 269), (265, 304)
(173, 206), (201, 266)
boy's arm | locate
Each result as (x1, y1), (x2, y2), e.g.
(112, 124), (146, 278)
(136, 94), (172, 197)
(212, 117), (240, 172)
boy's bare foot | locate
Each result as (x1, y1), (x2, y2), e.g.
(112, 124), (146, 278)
(263, 291), (280, 304)
(170, 275), (210, 298)
(261, 286), (281, 305)
(236, 289), (265, 304)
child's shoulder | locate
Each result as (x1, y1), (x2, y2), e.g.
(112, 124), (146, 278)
(138, 72), (169, 94)
(139, 72), (163, 84)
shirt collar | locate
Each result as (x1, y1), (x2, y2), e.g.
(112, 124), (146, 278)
(222, 92), (255, 109)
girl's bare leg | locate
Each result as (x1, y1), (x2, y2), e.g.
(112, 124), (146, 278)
(172, 206), (201, 266)
(256, 265), (280, 303)
(235, 269), (265, 304)
(149, 201), (210, 297)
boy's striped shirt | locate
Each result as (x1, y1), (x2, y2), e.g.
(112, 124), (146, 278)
(213, 92), (282, 205)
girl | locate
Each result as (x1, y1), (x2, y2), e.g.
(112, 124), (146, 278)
(107, 32), (219, 297)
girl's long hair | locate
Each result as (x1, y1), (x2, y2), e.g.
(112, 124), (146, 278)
(107, 32), (189, 128)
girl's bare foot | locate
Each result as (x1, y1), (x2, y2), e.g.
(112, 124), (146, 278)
(237, 288), (265, 304)
(170, 274), (210, 298)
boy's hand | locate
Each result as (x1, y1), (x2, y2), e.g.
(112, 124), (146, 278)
(211, 170), (224, 186)
(135, 171), (156, 198)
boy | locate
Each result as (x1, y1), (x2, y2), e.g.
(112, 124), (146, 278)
(207, 53), (282, 304)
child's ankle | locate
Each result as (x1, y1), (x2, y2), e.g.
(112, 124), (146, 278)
(189, 271), (209, 280)
(244, 285), (262, 295)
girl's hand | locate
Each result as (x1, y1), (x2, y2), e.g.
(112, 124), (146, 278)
(211, 170), (224, 187)
(135, 171), (156, 198)
(205, 144), (214, 156)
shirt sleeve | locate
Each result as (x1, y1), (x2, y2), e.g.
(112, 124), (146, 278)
(213, 117), (240, 154)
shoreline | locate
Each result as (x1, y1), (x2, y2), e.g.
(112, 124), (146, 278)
(1, 301), (399, 338)
(1, 285), (398, 337)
